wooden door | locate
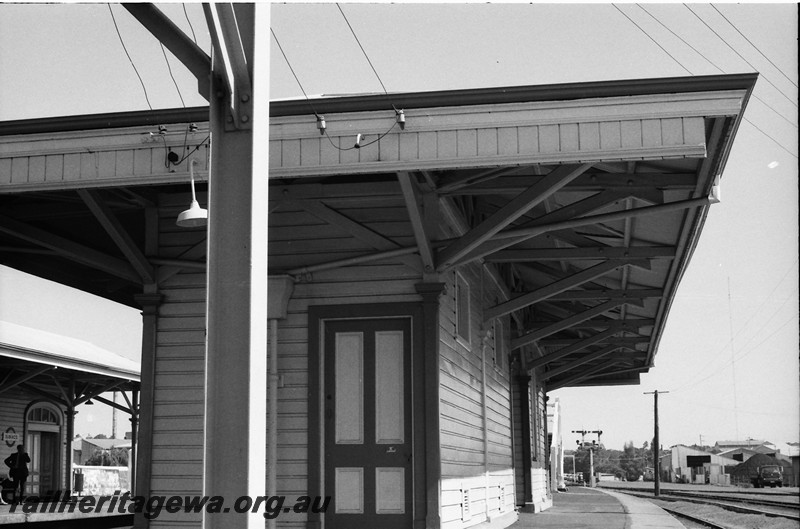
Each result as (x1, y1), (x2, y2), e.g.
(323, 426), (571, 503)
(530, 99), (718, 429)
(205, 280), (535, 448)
(39, 432), (59, 494)
(324, 318), (412, 529)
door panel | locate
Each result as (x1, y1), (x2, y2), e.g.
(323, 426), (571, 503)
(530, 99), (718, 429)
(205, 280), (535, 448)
(324, 318), (412, 529)
(39, 432), (58, 494)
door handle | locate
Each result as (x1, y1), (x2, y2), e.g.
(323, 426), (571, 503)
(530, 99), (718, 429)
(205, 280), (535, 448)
(386, 446), (396, 454)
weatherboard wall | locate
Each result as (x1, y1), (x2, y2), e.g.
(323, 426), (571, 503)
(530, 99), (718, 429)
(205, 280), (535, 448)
(438, 263), (517, 529)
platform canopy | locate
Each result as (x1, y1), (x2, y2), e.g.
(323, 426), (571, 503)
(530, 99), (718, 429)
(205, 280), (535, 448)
(0, 321), (140, 406)
(0, 73), (755, 390)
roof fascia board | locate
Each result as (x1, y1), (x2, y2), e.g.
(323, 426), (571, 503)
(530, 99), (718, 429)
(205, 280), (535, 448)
(269, 91), (746, 140)
(268, 73), (758, 117)
(1, 348), (140, 382)
(0, 73), (756, 137)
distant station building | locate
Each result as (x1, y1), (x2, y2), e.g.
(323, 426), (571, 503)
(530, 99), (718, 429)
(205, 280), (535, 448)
(660, 444), (738, 485)
(0, 321), (139, 497)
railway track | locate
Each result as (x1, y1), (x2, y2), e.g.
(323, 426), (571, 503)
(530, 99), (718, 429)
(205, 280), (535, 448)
(658, 505), (727, 529)
(614, 489), (800, 523)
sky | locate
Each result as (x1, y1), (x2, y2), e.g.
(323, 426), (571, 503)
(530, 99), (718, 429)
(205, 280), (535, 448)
(0, 2), (797, 452)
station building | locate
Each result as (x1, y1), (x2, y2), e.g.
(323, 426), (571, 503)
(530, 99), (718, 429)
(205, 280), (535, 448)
(0, 46), (755, 529)
(0, 321), (139, 498)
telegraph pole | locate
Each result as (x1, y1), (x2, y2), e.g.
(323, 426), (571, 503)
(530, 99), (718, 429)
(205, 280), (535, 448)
(644, 390), (668, 497)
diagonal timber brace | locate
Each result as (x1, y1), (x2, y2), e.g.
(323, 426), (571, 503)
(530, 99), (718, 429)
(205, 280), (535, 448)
(511, 298), (644, 349)
(484, 259), (648, 322)
(436, 163), (593, 271)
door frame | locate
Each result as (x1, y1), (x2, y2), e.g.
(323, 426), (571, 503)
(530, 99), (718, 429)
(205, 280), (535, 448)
(24, 400), (64, 495)
(308, 303), (428, 529)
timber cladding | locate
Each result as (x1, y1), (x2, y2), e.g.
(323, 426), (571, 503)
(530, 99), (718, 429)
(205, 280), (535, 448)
(439, 264), (515, 528)
(147, 197), (207, 528)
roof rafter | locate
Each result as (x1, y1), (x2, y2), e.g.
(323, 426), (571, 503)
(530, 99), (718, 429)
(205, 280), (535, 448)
(542, 344), (623, 381)
(546, 358), (621, 391)
(487, 246), (676, 262)
(512, 298), (644, 349)
(291, 198), (422, 273)
(485, 259), (648, 322)
(77, 189), (155, 283)
(397, 172), (435, 276)
(0, 213), (141, 283)
(436, 163), (593, 271)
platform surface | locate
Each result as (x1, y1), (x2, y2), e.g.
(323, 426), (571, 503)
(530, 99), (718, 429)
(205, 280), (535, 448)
(509, 486), (686, 529)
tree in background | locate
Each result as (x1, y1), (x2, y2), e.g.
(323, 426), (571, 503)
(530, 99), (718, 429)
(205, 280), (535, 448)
(620, 441), (646, 481)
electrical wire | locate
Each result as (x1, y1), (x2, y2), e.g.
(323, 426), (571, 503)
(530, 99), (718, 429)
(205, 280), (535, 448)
(336, 3), (389, 95)
(271, 26), (399, 152)
(270, 28), (319, 116)
(667, 259), (798, 392)
(183, 3), (198, 45)
(742, 119), (798, 159)
(637, 5), (796, 130)
(637, 4), (722, 73)
(160, 43), (186, 108)
(612, 4), (692, 75)
(108, 3), (152, 110)
(683, 4), (797, 109)
(710, 4), (797, 89)
(616, 4), (798, 153)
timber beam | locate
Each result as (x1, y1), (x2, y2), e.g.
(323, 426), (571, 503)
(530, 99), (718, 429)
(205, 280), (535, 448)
(541, 345), (623, 381)
(78, 189), (155, 283)
(446, 173), (697, 195)
(527, 318), (655, 331)
(485, 259), (648, 322)
(524, 328), (619, 365)
(397, 172), (436, 276)
(546, 358), (620, 391)
(290, 198), (422, 273)
(512, 298), (642, 349)
(486, 246), (676, 262)
(453, 189), (629, 266)
(436, 163), (593, 271)
(0, 213), (141, 283)
(545, 289), (663, 301)
(0, 366), (53, 395)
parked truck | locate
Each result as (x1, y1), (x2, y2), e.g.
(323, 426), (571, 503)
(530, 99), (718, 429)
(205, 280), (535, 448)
(751, 465), (783, 488)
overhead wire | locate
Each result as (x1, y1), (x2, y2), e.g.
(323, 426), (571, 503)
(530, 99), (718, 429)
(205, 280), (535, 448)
(637, 4), (722, 73)
(668, 259), (798, 393)
(615, 4), (797, 156)
(107, 3), (153, 110)
(683, 3), (797, 109)
(636, 4), (796, 130)
(182, 3), (198, 45)
(160, 43), (186, 108)
(336, 3), (389, 95)
(270, 27), (319, 116)
(270, 26), (399, 152)
(613, 4), (692, 75)
(710, 4), (797, 89)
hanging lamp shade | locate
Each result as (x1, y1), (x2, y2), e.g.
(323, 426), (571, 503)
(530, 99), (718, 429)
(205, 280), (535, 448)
(177, 160), (208, 227)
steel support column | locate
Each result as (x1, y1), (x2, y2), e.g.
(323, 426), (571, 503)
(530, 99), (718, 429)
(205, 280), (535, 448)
(203, 5), (268, 529)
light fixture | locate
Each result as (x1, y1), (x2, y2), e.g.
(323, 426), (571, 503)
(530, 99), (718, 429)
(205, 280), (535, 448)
(176, 160), (208, 228)
(316, 114), (326, 135)
(85, 399), (94, 406)
(354, 133), (362, 149)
